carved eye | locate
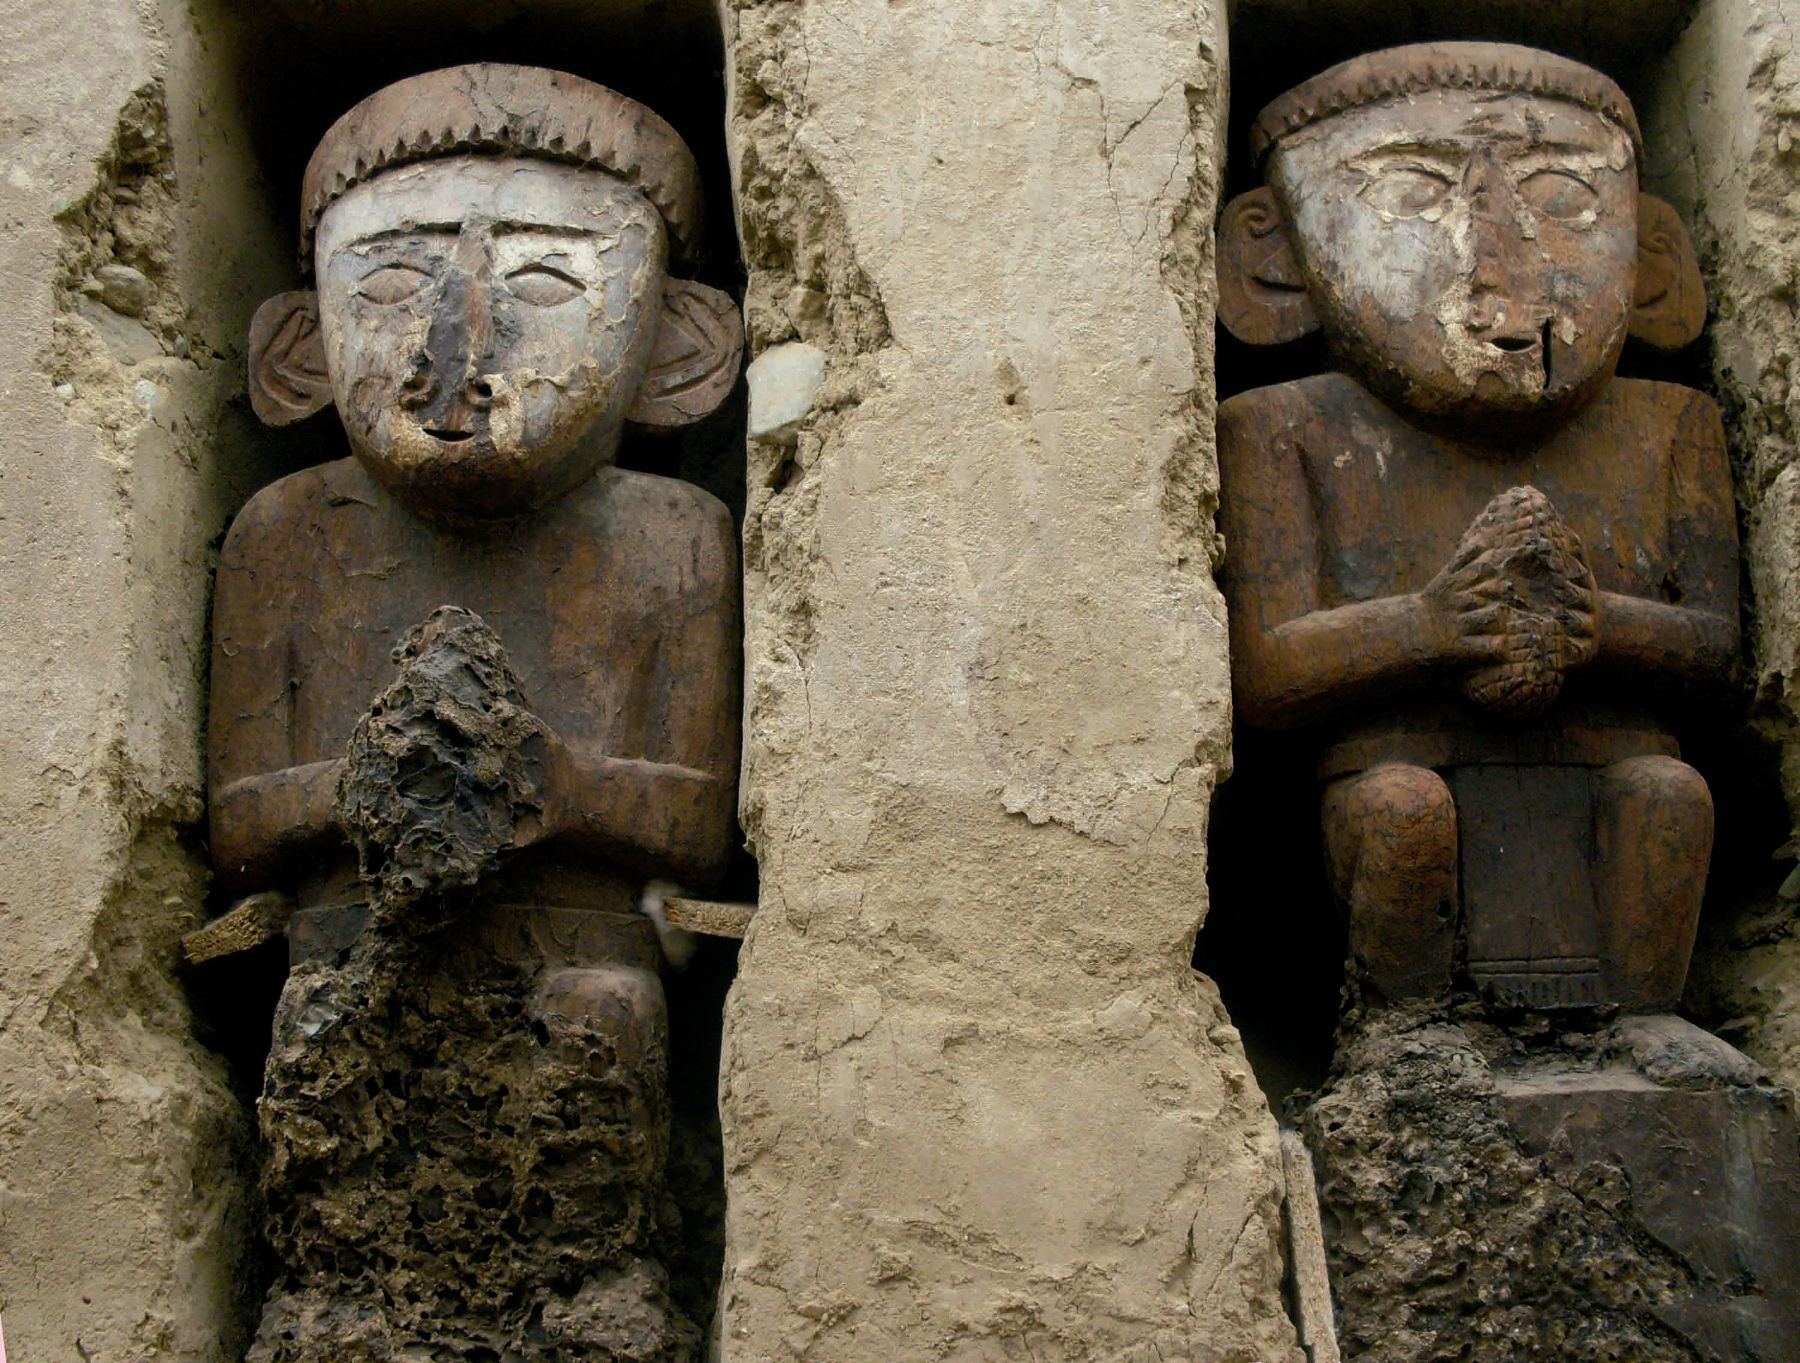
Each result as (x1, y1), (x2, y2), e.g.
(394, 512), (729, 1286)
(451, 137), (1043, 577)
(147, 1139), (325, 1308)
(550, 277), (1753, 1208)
(354, 264), (430, 305)
(1362, 166), (1454, 218)
(1518, 169), (1598, 220)
(505, 264), (585, 307)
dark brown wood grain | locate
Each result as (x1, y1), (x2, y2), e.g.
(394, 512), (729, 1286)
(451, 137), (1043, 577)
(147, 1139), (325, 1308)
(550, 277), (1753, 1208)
(1216, 43), (1738, 1010)
(210, 68), (743, 1363)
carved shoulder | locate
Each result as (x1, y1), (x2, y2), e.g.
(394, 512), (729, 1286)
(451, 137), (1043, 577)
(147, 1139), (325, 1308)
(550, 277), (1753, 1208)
(1662, 380), (1729, 455)
(1217, 382), (1293, 468)
(578, 469), (738, 600)
(1591, 379), (1733, 503)
(1601, 376), (1724, 426)
(1218, 373), (1372, 472)
(1217, 375), (1376, 523)
(599, 466), (733, 527)
(218, 458), (361, 577)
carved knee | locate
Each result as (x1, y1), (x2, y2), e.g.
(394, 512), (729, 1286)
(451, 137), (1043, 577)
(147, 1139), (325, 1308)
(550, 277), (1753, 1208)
(1596, 756), (1713, 1008)
(1325, 764), (1457, 890)
(533, 963), (668, 1071)
(1323, 764), (1458, 1000)
(1600, 755), (1712, 822)
(528, 964), (672, 1217)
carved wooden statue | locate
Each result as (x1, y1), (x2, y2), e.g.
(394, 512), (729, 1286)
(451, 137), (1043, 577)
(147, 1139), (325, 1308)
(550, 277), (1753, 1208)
(1216, 44), (1738, 1012)
(208, 65), (742, 1360)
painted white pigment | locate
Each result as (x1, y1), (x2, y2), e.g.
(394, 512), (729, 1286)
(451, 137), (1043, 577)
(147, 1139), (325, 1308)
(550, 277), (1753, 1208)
(717, 2), (1302, 1360)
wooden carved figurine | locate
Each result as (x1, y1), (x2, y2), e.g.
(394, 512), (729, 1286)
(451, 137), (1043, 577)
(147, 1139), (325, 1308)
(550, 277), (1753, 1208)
(209, 65), (742, 1360)
(1216, 44), (1738, 1012)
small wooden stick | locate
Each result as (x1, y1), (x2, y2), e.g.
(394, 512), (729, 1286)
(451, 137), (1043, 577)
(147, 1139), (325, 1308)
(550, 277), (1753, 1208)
(1281, 1128), (1341, 1363)
(662, 897), (755, 940)
(181, 891), (294, 965)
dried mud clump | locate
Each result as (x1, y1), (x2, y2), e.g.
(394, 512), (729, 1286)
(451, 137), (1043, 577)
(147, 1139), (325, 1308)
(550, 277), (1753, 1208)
(335, 606), (549, 913)
(253, 949), (695, 1363)
(1303, 1005), (1799, 1362)
(251, 610), (697, 1363)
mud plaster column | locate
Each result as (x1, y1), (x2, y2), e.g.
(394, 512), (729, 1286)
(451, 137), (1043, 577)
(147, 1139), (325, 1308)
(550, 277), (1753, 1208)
(0, 0), (284, 1357)
(1647, 1), (1800, 1090)
(717, 3), (1301, 1359)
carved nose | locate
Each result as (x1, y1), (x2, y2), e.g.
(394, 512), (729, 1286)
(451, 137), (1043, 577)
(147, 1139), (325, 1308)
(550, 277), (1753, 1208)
(414, 271), (494, 433)
(399, 353), (435, 411)
(1459, 153), (1538, 333)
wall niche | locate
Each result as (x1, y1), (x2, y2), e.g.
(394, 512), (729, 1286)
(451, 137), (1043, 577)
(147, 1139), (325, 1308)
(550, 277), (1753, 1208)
(1200, 0), (1789, 1109)
(185, 5), (754, 1355)
(1198, 4), (1800, 1355)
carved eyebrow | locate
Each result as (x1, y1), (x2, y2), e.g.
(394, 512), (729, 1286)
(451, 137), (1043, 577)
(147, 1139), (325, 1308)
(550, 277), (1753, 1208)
(343, 224), (460, 249)
(1353, 139), (1467, 163)
(341, 221), (619, 253)
(490, 222), (613, 240)
(1509, 139), (1610, 158)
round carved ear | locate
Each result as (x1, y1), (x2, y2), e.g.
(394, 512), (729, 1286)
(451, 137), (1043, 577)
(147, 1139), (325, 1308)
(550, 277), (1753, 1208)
(626, 279), (745, 430)
(1218, 186), (1319, 346)
(1631, 195), (1707, 352)
(248, 291), (332, 426)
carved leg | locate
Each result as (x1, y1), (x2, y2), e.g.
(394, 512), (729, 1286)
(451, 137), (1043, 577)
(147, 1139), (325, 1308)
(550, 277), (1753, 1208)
(525, 963), (699, 1359)
(253, 952), (696, 1363)
(529, 962), (673, 1219)
(1594, 754), (1712, 1010)
(1323, 763), (1458, 1000)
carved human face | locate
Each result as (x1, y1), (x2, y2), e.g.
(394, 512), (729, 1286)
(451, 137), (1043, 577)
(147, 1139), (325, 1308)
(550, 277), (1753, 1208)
(1268, 91), (1638, 421)
(315, 156), (666, 518)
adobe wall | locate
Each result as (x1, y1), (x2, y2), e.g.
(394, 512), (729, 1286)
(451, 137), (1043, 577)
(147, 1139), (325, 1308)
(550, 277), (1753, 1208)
(716, 2), (1303, 1359)
(1646, 0), (1800, 1090)
(0, 0), (288, 1358)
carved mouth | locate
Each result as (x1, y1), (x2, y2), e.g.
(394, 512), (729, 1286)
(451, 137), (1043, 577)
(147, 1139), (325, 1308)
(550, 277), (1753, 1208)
(1482, 319), (1555, 386)
(425, 428), (474, 443)
(1488, 334), (1539, 353)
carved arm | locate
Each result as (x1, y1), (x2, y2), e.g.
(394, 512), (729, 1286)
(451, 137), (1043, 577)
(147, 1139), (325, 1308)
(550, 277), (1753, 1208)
(1234, 591), (1505, 729)
(212, 760), (347, 897)
(1594, 596), (1737, 687)
(541, 749), (735, 885)
(1590, 393), (1741, 692)
(537, 494), (742, 887)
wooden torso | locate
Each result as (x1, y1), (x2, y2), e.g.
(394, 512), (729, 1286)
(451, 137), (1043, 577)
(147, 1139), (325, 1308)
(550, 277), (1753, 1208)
(211, 457), (737, 922)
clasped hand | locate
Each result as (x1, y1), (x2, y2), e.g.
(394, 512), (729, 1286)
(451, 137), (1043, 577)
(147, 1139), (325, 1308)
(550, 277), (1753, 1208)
(1421, 485), (1600, 716)
(335, 605), (575, 893)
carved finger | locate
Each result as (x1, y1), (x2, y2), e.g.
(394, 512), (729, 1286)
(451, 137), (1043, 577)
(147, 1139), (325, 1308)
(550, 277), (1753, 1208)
(1445, 533), (1494, 573)
(1558, 623), (1601, 666)
(1546, 571), (1590, 602)
(1456, 604), (1518, 636)
(1455, 575), (1516, 606)
(1558, 599), (1598, 629)
(1454, 634), (1514, 665)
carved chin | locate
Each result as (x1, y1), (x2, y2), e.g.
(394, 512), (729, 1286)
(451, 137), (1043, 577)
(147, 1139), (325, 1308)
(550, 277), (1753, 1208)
(359, 415), (603, 519)
(1464, 358), (1547, 405)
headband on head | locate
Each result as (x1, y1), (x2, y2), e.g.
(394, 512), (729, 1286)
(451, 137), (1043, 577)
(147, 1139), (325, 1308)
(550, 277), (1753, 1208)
(1251, 42), (1643, 169)
(300, 64), (704, 271)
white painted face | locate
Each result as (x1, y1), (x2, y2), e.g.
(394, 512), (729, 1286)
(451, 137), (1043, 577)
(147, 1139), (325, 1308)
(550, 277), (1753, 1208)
(1269, 90), (1638, 420)
(315, 156), (666, 517)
